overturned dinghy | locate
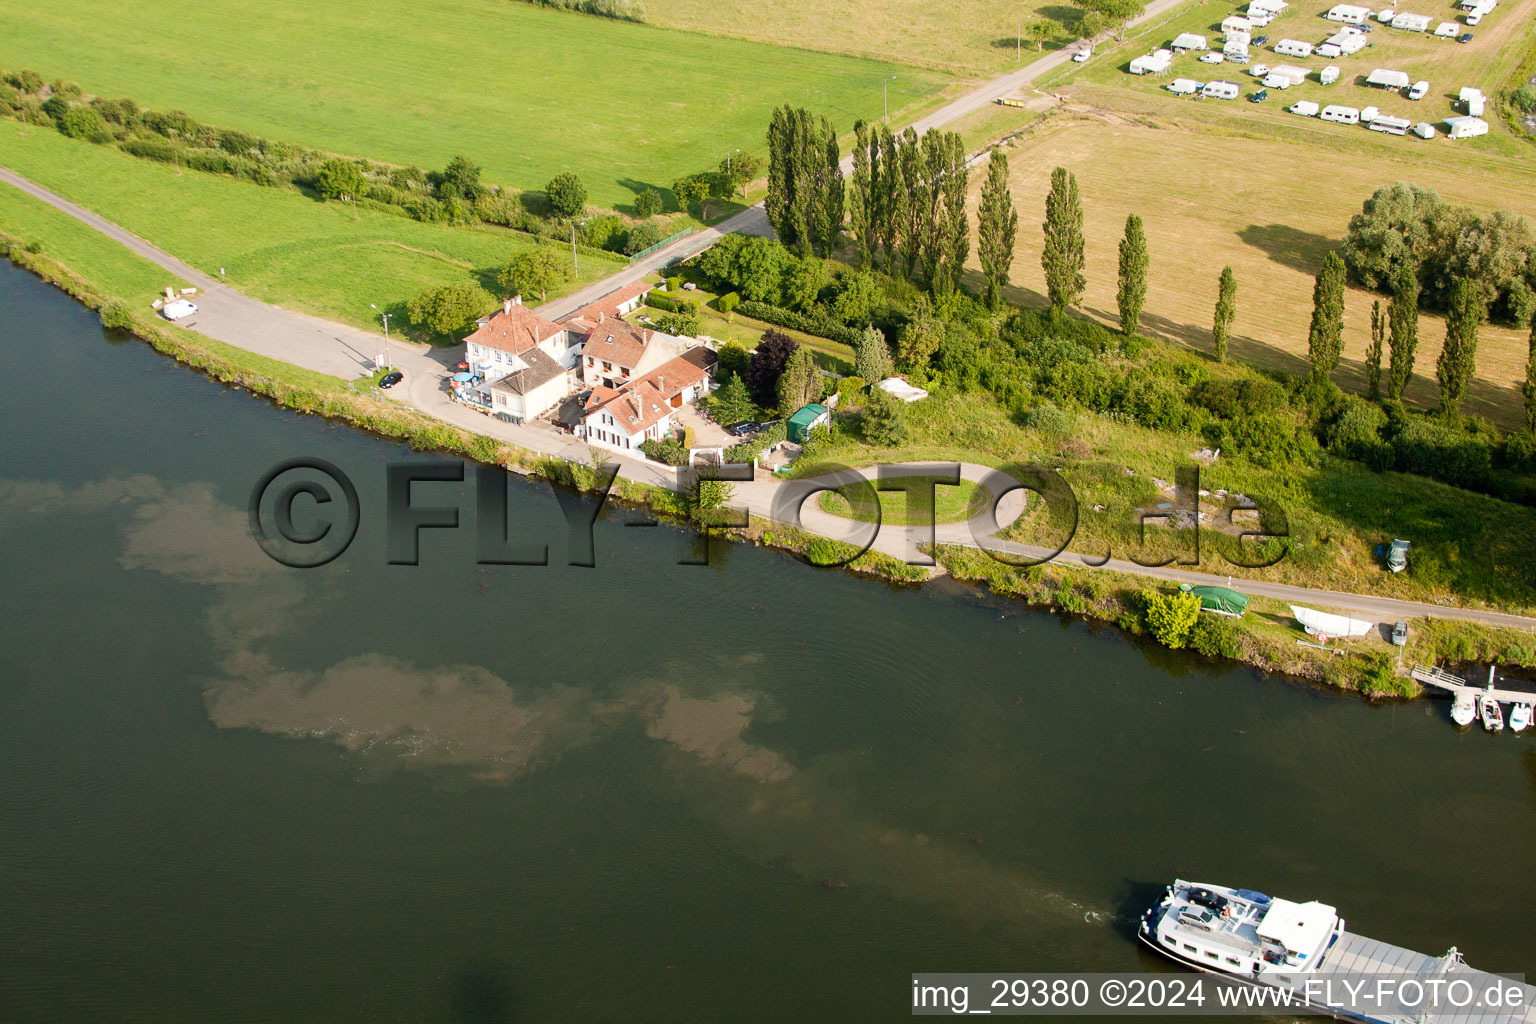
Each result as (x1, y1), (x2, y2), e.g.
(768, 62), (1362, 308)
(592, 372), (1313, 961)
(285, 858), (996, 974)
(1291, 605), (1373, 640)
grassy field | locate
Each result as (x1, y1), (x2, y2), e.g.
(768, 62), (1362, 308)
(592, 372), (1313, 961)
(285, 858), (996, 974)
(0, 124), (625, 333)
(966, 114), (1536, 426)
(1041, 0), (1536, 155)
(641, 0), (1083, 74)
(0, 0), (946, 208)
(817, 475), (988, 524)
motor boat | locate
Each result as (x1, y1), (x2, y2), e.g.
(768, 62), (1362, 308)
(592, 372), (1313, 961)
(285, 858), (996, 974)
(1510, 702), (1532, 733)
(1479, 693), (1504, 733)
(1451, 690), (1476, 727)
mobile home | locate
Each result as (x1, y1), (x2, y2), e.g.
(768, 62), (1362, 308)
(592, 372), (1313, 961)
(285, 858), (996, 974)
(1444, 115), (1488, 138)
(1390, 12), (1432, 30)
(1250, 0), (1289, 12)
(1202, 80), (1241, 99)
(1270, 64), (1309, 84)
(1288, 100), (1321, 115)
(1222, 15), (1253, 34)
(1171, 32), (1208, 51)
(1317, 42), (1342, 57)
(1366, 68), (1411, 89)
(1319, 65), (1340, 84)
(1369, 115), (1412, 135)
(1129, 49), (1174, 74)
(1325, 3), (1372, 21)
(1324, 30), (1369, 54)
(1274, 38), (1315, 57)
(1320, 104), (1361, 123)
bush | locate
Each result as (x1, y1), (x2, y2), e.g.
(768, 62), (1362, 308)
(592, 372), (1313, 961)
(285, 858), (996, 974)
(1188, 615), (1243, 659)
(581, 214), (626, 252)
(638, 437), (688, 466)
(217, 129), (260, 156)
(1027, 402), (1074, 438)
(654, 310), (699, 336)
(645, 291), (699, 316)
(736, 299), (860, 346)
(1143, 590), (1202, 649)
(1389, 417), (1493, 489)
(1356, 651), (1413, 697)
(665, 275), (682, 292)
(118, 136), (178, 163)
(634, 188), (663, 218)
(98, 299), (136, 331)
(5, 69), (44, 94)
(624, 220), (665, 255)
(56, 106), (103, 140)
(1116, 375), (1198, 432)
(1323, 397), (1391, 466)
(716, 291), (740, 315)
(725, 420), (786, 463)
(1215, 413), (1318, 468)
(1190, 377), (1286, 419)
(1513, 84), (1536, 113)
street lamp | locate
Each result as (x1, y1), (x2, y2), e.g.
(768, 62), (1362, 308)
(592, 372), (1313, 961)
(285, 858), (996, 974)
(369, 303), (392, 369)
(571, 219), (586, 274)
(883, 75), (897, 125)
(727, 147), (742, 195)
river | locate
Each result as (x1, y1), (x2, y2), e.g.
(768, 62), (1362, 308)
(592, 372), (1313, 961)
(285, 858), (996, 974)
(1, 260), (1532, 1022)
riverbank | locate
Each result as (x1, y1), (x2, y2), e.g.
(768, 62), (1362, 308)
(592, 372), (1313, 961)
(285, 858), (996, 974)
(5, 221), (1535, 702)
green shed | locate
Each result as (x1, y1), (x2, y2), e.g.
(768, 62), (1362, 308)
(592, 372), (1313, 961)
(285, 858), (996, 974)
(786, 403), (830, 444)
(1180, 583), (1250, 617)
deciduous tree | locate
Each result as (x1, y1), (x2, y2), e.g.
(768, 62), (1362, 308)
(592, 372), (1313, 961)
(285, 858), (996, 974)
(496, 248), (570, 301)
(1144, 590), (1201, 649)
(406, 282), (490, 341)
(1212, 266), (1236, 363)
(545, 172), (586, 219)
(314, 158), (364, 202)
(1366, 300), (1385, 399)
(1117, 213), (1148, 335)
(978, 150), (1019, 310)
(744, 329), (799, 407)
(1041, 166), (1085, 314)
(1436, 276), (1485, 418)
(633, 188), (663, 219)
(1524, 315), (1536, 434)
(1387, 263), (1420, 400)
(849, 120), (874, 268)
(1306, 250), (1347, 382)
(897, 294), (944, 368)
(777, 347), (823, 411)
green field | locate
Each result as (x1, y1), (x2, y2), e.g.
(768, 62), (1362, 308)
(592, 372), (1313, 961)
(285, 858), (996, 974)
(0, 0), (946, 208)
(818, 475), (988, 524)
(0, 124), (626, 331)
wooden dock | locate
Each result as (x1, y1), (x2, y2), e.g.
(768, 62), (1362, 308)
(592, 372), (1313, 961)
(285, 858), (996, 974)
(1411, 665), (1536, 705)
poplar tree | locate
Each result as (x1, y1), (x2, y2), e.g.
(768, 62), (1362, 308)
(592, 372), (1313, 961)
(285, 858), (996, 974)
(1041, 167), (1085, 314)
(977, 150), (1018, 309)
(939, 132), (970, 295)
(1365, 300), (1385, 400)
(1524, 315), (1536, 434)
(917, 130), (948, 286)
(878, 126), (903, 270)
(1212, 266), (1236, 363)
(1117, 213), (1148, 336)
(1387, 263), (1419, 401)
(1436, 277), (1485, 419)
(1306, 251), (1347, 383)
(849, 120), (872, 269)
(897, 128), (925, 281)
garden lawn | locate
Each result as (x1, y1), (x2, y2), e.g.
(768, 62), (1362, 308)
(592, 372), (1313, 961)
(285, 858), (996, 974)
(0, 125), (623, 334)
(970, 115), (1536, 427)
(818, 475), (987, 525)
(0, 0), (945, 207)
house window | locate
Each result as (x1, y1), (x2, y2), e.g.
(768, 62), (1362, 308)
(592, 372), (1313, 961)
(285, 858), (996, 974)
(603, 361), (613, 372)
(586, 357), (594, 366)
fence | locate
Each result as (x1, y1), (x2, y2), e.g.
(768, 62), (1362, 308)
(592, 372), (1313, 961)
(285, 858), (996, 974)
(627, 228), (694, 263)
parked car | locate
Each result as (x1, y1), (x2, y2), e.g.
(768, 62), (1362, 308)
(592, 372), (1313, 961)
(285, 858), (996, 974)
(379, 370), (404, 389)
(1249, 87), (1269, 101)
(161, 299), (198, 321)
(1408, 80), (1429, 99)
(1073, 48), (1092, 62)
(1391, 621), (1408, 646)
(1457, 32), (1474, 41)
(725, 420), (759, 437)
(1252, 33), (1270, 45)
(1200, 52), (1225, 64)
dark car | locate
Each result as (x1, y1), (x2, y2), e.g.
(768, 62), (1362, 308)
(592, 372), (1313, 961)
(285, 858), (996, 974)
(1457, 32), (1473, 42)
(1249, 88), (1269, 102)
(725, 420), (759, 437)
(379, 370), (404, 389)
(1252, 33), (1269, 45)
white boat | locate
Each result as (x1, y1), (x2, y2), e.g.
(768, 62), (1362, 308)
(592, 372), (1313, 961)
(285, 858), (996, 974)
(1290, 605), (1373, 640)
(1451, 690), (1476, 726)
(1509, 702), (1532, 733)
(1480, 693), (1504, 732)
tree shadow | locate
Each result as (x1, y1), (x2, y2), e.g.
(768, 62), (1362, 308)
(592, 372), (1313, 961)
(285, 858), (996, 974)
(1237, 223), (1341, 274)
(517, 190), (553, 217)
(617, 177), (677, 215)
(1038, 5), (1087, 25)
(450, 965), (517, 1024)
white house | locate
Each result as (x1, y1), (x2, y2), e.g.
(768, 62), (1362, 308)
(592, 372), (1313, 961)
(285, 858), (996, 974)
(1390, 12), (1431, 30)
(1274, 38), (1315, 57)
(1171, 32), (1208, 51)
(1325, 3), (1372, 21)
(579, 318), (689, 390)
(578, 349), (716, 453)
(459, 297), (581, 423)
(1445, 115), (1488, 138)
(1129, 49), (1174, 74)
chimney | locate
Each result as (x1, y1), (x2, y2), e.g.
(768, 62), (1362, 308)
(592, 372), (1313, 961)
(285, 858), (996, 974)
(598, 311), (605, 324)
(503, 298), (513, 314)
(658, 375), (666, 391)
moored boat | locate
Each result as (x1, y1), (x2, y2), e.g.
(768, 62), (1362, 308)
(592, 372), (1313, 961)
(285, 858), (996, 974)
(1451, 690), (1476, 727)
(1510, 702), (1532, 733)
(1480, 693), (1505, 733)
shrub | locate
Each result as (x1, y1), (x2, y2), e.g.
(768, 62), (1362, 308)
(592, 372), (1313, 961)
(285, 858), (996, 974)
(624, 220), (665, 255)
(1356, 651), (1413, 697)
(666, 275), (682, 292)
(1188, 615), (1243, 659)
(1323, 398), (1392, 468)
(1190, 377), (1287, 419)
(834, 375), (867, 410)
(638, 437), (688, 466)
(1028, 402), (1074, 438)
(1116, 375), (1197, 432)
(654, 310), (699, 336)
(736, 299), (860, 345)
(1142, 590), (1201, 649)
(581, 214), (626, 252)
(216, 129), (260, 155)
(98, 299), (136, 331)
(1513, 84), (1536, 113)
(716, 291), (740, 315)
(56, 106), (103, 140)
(1215, 413), (1318, 468)
(633, 188), (663, 218)
(1389, 417), (1492, 489)
(5, 69), (44, 94)
(39, 95), (69, 120)
(545, 171), (586, 218)
(645, 291), (699, 316)
(860, 386), (908, 446)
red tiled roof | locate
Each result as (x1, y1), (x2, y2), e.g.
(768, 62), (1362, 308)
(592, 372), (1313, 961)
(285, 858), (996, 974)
(463, 299), (565, 355)
(564, 279), (654, 326)
(582, 321), (651, 369)
(583, 381), (672, 437)
(629, 351), (709, 401)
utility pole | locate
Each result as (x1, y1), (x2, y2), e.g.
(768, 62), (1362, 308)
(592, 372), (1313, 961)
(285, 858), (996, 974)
(370, 303), (392, 369)
(884, 75), (896, 125)
(1018, 17), (1022, 59)
(571, 220), (585, 274)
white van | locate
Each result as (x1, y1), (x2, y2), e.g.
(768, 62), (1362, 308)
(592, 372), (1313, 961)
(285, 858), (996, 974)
(1289, 100), (1321, 115)
(162, 299), (198, 321)
(1465, 10), (1482, 23)
(1361, 104), (1380, 122)
(1320, 65), (1340, 84)
(1320, 104), (1361, 123)
(1408, 80), (1429, 99)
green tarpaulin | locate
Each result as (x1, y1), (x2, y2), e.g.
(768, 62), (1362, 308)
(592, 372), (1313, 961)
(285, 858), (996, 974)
(1181, 584), (1250, 617)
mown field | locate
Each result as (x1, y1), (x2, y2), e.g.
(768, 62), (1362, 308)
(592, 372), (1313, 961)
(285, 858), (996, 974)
(0, 124), (624, 331)
(0, 0), (945, 208)
(641, 0), (1080, 74)
(1042, 0), (1536, 156)
(967, 115), (1536, 427)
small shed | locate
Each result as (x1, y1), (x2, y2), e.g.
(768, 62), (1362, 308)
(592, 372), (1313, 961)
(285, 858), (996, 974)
(786, 403), (830, 443)
(1444, 115), (1489, 138)
(1320, 65), (1341, 83)
(1180, 584), (1251, 617)
(1172, 32), (1209, 51)
(1366, 68), (1411, 89)
(1390, 12), (1431, 30)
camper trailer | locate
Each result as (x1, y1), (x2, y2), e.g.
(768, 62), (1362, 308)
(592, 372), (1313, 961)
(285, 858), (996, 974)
(1320, 104), (1361, 123)
(1171, 32), (1208, 51)
(1366, 68), (1411, 90)
(1377, 7), (1396, 20)
(1273, 38), (1315, 56)
(1167, 78), (1203, 94)
(1270, 64), (1309, 84)
(1262, 71), (1295, 88)
(1369, 114), (1412, 134)
(1360, 104), (1380, 122)
(1325, 3), (1372, 21)
(1223, 39), (1251, 59)
(1444, 115), (1488, 138)
(1289, 99), (1321, 115)
(1467, 94), (1485, 115)
(1129, 49), (1174, 74)
(1202, 80), (1241, 99)
(1434, 21), (1459, 36)
(1390, 12), (1432, 30)
(1412, 121), (1436, 138)
(1222, 15), (1253, 34)
(1320, 65), (1340, 83)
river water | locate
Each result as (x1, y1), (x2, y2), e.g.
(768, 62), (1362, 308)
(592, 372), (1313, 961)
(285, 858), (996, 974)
(0, 261), (1533, 1022)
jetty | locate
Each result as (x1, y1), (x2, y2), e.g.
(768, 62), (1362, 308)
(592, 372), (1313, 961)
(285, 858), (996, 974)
(1411, 665), (1536, 705)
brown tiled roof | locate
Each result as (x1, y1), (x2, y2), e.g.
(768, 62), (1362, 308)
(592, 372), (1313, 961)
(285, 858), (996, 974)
(583, 381), (672, 436)
(582, 321), (651, 369)
(490, 347), (566, 396)
(629, 351), (710, 401)
(464, 299), (565, 355)
(565, 279), (654, 325)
